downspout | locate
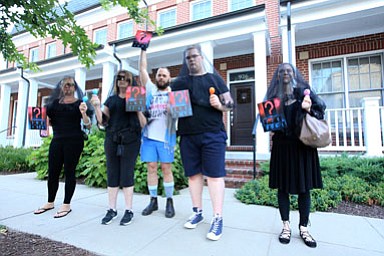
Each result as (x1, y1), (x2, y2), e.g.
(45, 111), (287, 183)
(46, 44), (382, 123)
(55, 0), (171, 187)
(112, 44), (122, 70)
(287, 1), (292, 64)
(19, 67), (30, 147)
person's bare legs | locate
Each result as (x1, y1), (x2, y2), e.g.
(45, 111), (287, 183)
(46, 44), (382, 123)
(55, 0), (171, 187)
(206, 177), (225, 215)
(188, 173), (204, 209)
(147, 162), (158, 187)
(122, 186), (134, 210)
(161, 163), (173, 183)
(108, 187), (119, 209)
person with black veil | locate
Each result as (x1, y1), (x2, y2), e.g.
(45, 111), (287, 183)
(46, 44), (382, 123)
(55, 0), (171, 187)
(171, 45), (234, 241)
(34, 76), (93, 218)
(266, 63), (326, 248)
(90, 70), (146, 226)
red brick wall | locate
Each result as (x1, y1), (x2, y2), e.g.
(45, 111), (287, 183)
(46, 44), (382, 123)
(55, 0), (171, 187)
(296, 32), (384, 81)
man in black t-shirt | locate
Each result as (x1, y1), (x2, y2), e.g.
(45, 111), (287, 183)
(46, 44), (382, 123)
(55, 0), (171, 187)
(171, 45), (233, 241)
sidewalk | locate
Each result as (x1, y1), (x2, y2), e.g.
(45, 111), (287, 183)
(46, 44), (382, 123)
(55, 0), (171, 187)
(1, 173), (383, 256)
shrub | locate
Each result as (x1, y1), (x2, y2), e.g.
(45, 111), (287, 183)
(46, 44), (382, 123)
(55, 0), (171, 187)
(26, 127), (188, 194)
(0, 146), (33, 172)
(235, 155), (383, 212)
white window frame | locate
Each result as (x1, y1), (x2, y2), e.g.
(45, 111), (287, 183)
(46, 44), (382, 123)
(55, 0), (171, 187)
(229, 0), (253, 12)
(93, 27), (108, 45)
(29, 48), (39, 62)
(117, 20), (134, 40)
(190, 0), (212, 21)
(309, 50), (384, 108)
(45, 42), (57, 59)
(157, 7), (177, 29)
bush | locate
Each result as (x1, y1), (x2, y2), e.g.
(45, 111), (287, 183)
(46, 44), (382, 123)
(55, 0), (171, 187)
(0, 146), (33, 172)
(235, 155), (384, 212)
(26, 127), (188, 194)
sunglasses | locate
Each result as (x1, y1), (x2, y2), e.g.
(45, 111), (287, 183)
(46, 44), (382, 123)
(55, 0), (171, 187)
(63, 83), (75, 87)
(185, 54), (200, 60)
(117, 75), (131, 83)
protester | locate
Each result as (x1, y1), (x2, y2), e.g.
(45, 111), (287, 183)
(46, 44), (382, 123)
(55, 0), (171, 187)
(90, 70), (146, 225)
(266, 63), (326, 248)
(139, 49), (177, 218)
(171, 45), (234, 241)
(34, 76), (93, 218)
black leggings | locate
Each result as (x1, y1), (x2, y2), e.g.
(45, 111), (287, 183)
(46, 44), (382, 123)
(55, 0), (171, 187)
(277, 190), (311, 227)
(47, 138), (84, 204)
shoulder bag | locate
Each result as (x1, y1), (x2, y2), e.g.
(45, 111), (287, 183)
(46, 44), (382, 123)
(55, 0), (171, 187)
(299, 113), (332, 148)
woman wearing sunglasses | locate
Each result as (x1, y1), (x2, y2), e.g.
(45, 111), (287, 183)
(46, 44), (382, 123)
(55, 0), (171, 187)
(91, 70), (146, 226)
(34, 76), (93, 218)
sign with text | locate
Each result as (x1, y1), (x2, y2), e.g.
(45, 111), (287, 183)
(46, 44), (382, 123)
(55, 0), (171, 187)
(125, 86), (146, 112)
(28, 107), (47, 130)
(257, 97), (287, 132)
(168, 90), (193, 118)
(132, 30), (153, 49)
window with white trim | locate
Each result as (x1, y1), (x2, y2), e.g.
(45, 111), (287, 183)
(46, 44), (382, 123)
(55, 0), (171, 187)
(310, 53), (383, 108)
(158, 8), (176, 28)
(11, 100), (17, 136)
(46, 42), (57, 59)
(191, 0), (211, 21)
(29, 48), (39, 62)
(117, 21), (133, 39)
(94, 28), (107, 45)
(230, 0), (253, 11)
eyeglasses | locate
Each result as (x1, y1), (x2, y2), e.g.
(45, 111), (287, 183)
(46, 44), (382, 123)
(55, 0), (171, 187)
(117, 75), (131, 83)
(63, 83), (75, 87)
(185, 54), (200, 60)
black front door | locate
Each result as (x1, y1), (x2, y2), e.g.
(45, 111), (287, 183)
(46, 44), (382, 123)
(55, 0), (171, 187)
(230, 83), (255, 145)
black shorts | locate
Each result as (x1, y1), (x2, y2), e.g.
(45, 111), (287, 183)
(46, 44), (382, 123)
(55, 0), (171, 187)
(180, 131), (227, 178)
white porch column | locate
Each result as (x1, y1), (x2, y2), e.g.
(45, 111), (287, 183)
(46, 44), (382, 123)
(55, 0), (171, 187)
(101, 62), (116, 103)
(13, 79), (29, 148)
(25, 79), (39, 147)
(253, 31), (270, 159)
(75, 68), (86, 93)
(199, 41), (214, 73)
(281, 25), (297, 67)
(0, 84), (11, 146)
(362, 97), (383, 157)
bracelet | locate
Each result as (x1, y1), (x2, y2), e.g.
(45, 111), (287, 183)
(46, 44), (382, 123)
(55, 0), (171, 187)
(83, 119), (91, 126)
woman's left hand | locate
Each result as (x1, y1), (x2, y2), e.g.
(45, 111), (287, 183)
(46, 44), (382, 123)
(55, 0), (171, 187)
(79, 102), (88, 114)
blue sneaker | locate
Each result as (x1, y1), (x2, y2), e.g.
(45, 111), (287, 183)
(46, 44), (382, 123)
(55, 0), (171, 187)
(206, 215), (223, 241)
(184, 208), (204, 229)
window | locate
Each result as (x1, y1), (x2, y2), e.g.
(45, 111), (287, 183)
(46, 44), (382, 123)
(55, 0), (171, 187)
(46, 42), (57, 59)
(191, 0), (211, 21)
(29, 48), (39, 62)
(94, 28), (107, 45)
(0, 53), (6, 70)
(117, 21), (133, 39)
(230, 0), (253, 11)
(311, 53), (383, 108)
(158, 8), (176, 28)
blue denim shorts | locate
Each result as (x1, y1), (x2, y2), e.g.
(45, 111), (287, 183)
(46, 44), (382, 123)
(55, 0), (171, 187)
(140, 136), (174, 163)
(180, 131), (227, 178)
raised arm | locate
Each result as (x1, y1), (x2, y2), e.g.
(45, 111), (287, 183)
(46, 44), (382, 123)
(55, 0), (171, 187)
(139, 49), (150, 87)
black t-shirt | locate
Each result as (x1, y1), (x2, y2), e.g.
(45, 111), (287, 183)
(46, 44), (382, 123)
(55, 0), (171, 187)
(171, 73), (228, 135)
(46, 99), (83, 139)
(104, 95), (141, 134)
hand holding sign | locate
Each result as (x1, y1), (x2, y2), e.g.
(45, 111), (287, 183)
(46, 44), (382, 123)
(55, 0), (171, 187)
(132, 30), (153, 51)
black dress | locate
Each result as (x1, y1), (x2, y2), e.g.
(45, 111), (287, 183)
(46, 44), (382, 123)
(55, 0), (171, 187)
(269, 94), (323, 194)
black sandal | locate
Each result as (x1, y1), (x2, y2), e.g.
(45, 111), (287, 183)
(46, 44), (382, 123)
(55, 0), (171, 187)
(299, 226), (317, 248)
(279, 221), (291, 244)
(279, 228), (291, 244)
